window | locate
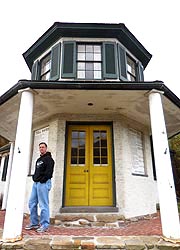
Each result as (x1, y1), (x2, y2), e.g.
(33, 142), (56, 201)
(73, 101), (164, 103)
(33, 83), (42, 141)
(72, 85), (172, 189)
(31, 41), (144, 82)
(40, 53), (51, 80)
(93, 130), (108, 166)
(127, 55), (136, 81)
(71, 130), (86, 165)
(62, 41), (117, 79)
(1, 155), (9, 181)
(77, 44), (102, 79)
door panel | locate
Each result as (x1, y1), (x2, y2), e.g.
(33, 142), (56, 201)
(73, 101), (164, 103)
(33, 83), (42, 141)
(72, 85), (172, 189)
(65, 125), (113, 206)
(89, 126), (113, 205)
(65, 126), (89, 206)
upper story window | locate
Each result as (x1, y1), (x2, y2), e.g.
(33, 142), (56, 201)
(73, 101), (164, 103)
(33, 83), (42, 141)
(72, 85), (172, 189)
(31, 41), (144, 82)
(40, 53), (51, 80)
(127, 55), (136, 81)
(77, 44), (102, 79)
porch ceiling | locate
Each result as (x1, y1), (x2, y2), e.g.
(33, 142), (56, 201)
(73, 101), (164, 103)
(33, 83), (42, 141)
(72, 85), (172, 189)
(0, 88), (179, 141)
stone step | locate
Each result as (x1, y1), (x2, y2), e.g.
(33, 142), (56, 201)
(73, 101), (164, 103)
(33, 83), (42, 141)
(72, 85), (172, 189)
(2, 236), (180, 249)
(54, 213), (156, 228)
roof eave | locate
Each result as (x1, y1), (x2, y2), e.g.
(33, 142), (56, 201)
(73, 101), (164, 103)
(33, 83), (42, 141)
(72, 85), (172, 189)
(1, 80), (179, 109)
(23, 22), (152, 71)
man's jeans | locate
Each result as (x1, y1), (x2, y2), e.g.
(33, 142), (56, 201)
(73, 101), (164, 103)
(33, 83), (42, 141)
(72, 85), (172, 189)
(29, 179), (52, 229)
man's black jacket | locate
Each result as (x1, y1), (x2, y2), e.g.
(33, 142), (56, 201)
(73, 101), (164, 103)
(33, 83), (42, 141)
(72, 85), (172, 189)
(33, 152), (54, 183)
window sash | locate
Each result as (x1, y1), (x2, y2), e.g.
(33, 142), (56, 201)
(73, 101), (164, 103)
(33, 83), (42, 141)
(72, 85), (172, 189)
(77, 44), (102, 80)
(127, 55), (136, 81)
(40, 53), (51, 80)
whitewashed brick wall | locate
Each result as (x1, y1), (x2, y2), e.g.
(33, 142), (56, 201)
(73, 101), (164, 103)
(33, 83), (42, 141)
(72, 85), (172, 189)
(24, 113), (158, 218)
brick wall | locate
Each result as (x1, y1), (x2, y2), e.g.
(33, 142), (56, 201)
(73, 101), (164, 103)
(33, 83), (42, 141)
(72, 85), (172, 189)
(24, 113), (157, 219)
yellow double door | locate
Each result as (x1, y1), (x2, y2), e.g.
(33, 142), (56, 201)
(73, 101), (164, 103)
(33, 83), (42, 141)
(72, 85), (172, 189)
(65, 125), (113, 206)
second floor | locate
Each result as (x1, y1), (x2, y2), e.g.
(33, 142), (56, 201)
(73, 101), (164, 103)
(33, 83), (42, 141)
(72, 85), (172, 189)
(23, 22), (152, 83)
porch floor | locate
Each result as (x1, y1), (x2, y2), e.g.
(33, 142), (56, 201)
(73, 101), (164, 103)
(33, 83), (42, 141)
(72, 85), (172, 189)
(2, 211), (180, 249)
(0, 210), (162, 237)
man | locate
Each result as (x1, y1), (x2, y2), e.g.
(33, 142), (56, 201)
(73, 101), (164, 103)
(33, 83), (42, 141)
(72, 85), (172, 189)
(25, 142), (54, 233)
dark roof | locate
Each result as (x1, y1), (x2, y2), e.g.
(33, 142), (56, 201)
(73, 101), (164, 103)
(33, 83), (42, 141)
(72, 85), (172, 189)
(23, 22), (152, 71)
(1, 80), (179, 110)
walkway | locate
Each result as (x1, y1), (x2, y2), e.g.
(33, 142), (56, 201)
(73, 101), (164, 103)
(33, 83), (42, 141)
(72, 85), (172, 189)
(0, 210), (162, 237)
(1, 210), (180, 249)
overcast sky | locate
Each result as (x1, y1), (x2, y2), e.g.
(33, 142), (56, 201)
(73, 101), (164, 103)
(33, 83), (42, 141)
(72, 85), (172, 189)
(0, 0), (180, 98)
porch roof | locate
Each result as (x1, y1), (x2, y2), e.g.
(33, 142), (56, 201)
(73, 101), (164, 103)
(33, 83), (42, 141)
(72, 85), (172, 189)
(0, 80), (179, 141)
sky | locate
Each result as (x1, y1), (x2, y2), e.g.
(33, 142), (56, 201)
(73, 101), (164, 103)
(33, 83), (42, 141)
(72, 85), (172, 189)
(0, 0), (180, 98)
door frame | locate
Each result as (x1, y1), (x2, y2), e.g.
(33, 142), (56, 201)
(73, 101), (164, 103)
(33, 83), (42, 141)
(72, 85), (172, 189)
(62, 121), (116, 208)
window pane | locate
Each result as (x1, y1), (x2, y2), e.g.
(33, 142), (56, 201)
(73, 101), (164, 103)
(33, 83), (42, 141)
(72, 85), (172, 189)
(78, 62), (85, 70)
(94, 148), (100, 156)
(78, 53), (85, 60)
(101, 148), (107, 156)
(71, 157), (77, 164)
(78, 45), (85, 52)
(94, 158), (100, 164)
(127, 73), (136, 81)
(86, 45), (93, 52)
(94, 71), (101, 79)
(72, 131), (79, 138)
(94, 63), (101, 70)
(101, 139), (107, 147)
(79, 157), (85, 164)
(94, 45), (101, 53)
(77, 71), (85, 78)
(79, 148), (85, 157)
(101, 131), (107, 139)
(94, 54), (101, 61)
(71, 147), (78, 156)
(101, 157), (107, 164)
(86, 63), (93, 70)
(86, 71), (94, 79)
(41, 72), (50, 80)
(79, 131), (86, 138)
(86, 53), (93, 61)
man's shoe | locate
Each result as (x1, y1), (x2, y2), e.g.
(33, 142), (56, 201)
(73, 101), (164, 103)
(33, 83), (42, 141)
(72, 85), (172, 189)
(36, 226), (48, 233)
(25, 224), (39, 230)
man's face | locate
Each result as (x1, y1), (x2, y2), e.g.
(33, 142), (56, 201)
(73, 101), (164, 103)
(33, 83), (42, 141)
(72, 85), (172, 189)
(39, 144), (47, 155)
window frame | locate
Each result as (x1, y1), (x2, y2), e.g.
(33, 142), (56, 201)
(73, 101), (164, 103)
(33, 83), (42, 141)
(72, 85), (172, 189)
(126, 54), (137, 82)
(40, 52), (51, 80)
(76, 43), (102, 80)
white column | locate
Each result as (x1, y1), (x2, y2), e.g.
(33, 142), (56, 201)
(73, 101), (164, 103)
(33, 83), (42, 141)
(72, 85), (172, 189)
(148, 89), (180, 240)
(1, 142), (14, 210)
(3, 88), (34, 242)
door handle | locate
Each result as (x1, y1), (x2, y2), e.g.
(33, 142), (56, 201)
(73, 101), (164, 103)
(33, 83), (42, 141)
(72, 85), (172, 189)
(84, 169), (89, 173)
